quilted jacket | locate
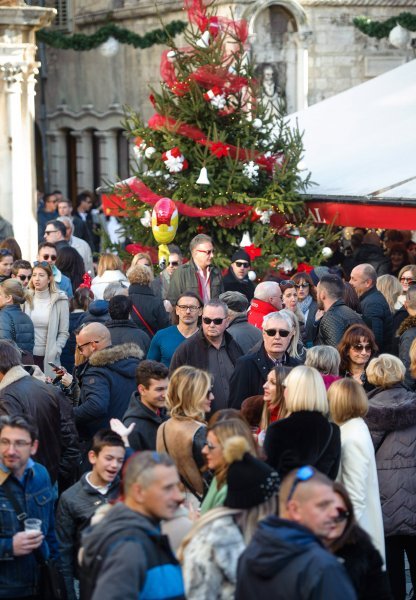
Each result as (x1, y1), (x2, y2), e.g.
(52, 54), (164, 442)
(315, 299), (364, 348)
(365, 384), (416, 536)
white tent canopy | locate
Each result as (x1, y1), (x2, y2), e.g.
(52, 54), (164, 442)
(287, 59), (416, 200)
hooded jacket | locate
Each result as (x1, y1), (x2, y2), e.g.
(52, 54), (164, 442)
(236, 516), (356, 600)
(75, 343), (143, 440)
(80, 502), (185, 600)
(123, 391), (168, 451)
(106, 319), (151, 354)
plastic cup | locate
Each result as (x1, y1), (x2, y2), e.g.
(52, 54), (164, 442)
(24, 518), (42, 532)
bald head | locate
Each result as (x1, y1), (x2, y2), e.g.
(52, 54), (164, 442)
(76, 322), (111, 359)
(350, 263), (376, 297)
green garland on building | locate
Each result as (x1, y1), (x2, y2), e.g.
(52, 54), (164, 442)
(36, 20), (187, 50)
(353, 12), (416, 39)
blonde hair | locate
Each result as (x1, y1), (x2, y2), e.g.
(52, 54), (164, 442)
(207, 418), (257, 488)
(305, 345), (340, 376)
(0, 279), (30, 305)
(126, 264), (153, 285)
(376, 274), (402, 313)
(328, 378), (368, 425)
(367, 353), (405, 387)
(166, 366), (211, 421)
(131, 252), (154, 277)
(284, 365), (329, 415)
(398, 264), (416, 283)
(97, 253), (123, 277)
(28, 264), (58, 294)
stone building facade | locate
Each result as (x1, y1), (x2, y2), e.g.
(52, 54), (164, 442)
(37, 0), (416, 200)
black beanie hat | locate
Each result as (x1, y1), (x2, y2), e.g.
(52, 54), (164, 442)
(224, 436), (280, 509)
(231, 248), (251, 265)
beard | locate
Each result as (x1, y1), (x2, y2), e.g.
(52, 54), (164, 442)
(317, 296), (324, 310)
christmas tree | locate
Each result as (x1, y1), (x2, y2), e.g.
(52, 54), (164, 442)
(105, 0), (337, 272)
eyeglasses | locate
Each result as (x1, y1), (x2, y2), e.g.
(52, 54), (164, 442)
(263, 328), (291, 338)
(235, 261), (249, 268)
(39, 254), (56, 261)
(44, 230), (59, 235)
(33, 261), (49, 268)
(294, 283), (310, 289)
(177, 305), (200, 312)
(168, 261), (179, 267)
(196, 249), (214, 255)
(351, 343), (372, 352)
(17, 275), (31, 281)
(77, 340), (99, 351)
(0, 249), (12, 257)
(0, 438), (31, 449)
(287, 465), (315, 503)
(202, 317), (225, 325)
(400, 277), (416, 284)
(334, 509), (350, 524)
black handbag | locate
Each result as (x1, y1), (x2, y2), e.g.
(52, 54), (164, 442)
(1, 475), (67, 600)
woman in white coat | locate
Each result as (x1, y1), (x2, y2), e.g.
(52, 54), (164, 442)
(329, 377), (385, 561)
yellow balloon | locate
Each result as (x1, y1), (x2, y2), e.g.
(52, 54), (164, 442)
(151, 198), (178, 244)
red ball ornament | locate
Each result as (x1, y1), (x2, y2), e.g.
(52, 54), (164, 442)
(197, 225), (205, 233)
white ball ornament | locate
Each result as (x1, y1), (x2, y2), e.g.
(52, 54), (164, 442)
(144, 146), (156, 159)
(322, 246), (333, 258)
(98, 36), (120, 57)
(248, 270), (257, 281)
(296, 237), (307, 248)
(252, 118), (263, 129)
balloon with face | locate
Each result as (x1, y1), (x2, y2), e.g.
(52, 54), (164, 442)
(151, 198), (178, 244)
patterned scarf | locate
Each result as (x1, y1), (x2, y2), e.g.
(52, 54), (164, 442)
(298, 294), (313, 315)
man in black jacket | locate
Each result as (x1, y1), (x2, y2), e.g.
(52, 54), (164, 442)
(229, 311), (301, 410)
(56, 430), (126, 600)
(236, 467), (356, 599)
(106, 295), (151, 355)
(123, 360), (169, 451)
(170, 299), (243, 411)
(223, 248), (255, 301)
(0, 340), (80, 486)
(315, 274), (364, 347)
(350, 263), (393, 352)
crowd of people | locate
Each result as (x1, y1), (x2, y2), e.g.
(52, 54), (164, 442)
(0, 198), (415, 600)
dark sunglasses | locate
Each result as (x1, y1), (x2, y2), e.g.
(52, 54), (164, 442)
(280, 280), (295, 285)
(203, 317), (225, 325)
(44, 230), (59, 235)
(334, 509), (350, 523)
(168, 261), (179, 267)
(287, 466), (315, 503)
(400, 277), (416, 284)
(33, 261), (50, 268)
(235, 261), (249, 268)
(352, 343), (371, 352)
(264, 328), (291, 338)
(40, 254), (56, 261)
(17, 275), (31, 281)
(294, 283), (310, 288)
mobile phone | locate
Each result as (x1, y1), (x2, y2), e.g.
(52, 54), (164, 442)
(48, 361), (62, 371)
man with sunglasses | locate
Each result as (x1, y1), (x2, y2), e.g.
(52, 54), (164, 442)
(236, 466), (357, 599)
(167, 234), (224, 306)
(151, 247), (183, 302)
(11, 260), (32, 288)
(229, 311), (301, 410)
(350, 263), (393, 352)
(223, 248), (255, 301)
(170, 299), (243, 412)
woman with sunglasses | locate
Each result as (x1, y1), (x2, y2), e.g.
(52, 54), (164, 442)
(366, 354), (416, 599)
(157, 365), (213, 508)
(0, 279), (34, 357)
(328, 378), (385, 561)
(24, 261), (69, 377)
(0, 248), (14, 283)
(395, 264), (416, 310)
(338, 324), (378, 392)
(200, 417), (258, 514)
(326, 482), (391, 600)
(264, 365), (341, 479)
(291, 272), (318, 346)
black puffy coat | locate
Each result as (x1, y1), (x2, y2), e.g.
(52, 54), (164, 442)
(128, 283), (170, 336)
(236, 517), (356, 600)
(315, 299), (364, 348)
(359, 287), (393, 353)
(228, 343), (301, 410)
(264, 410), (341, 479)
(0, 304), (34, 353)
(0, 365), (80, 484)
(365, 384), (416, 536)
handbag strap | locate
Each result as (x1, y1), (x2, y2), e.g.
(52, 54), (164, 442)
(315, 422), (334, 465)
(131, 304), (155, 337)
(1, 475), (46, 565)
